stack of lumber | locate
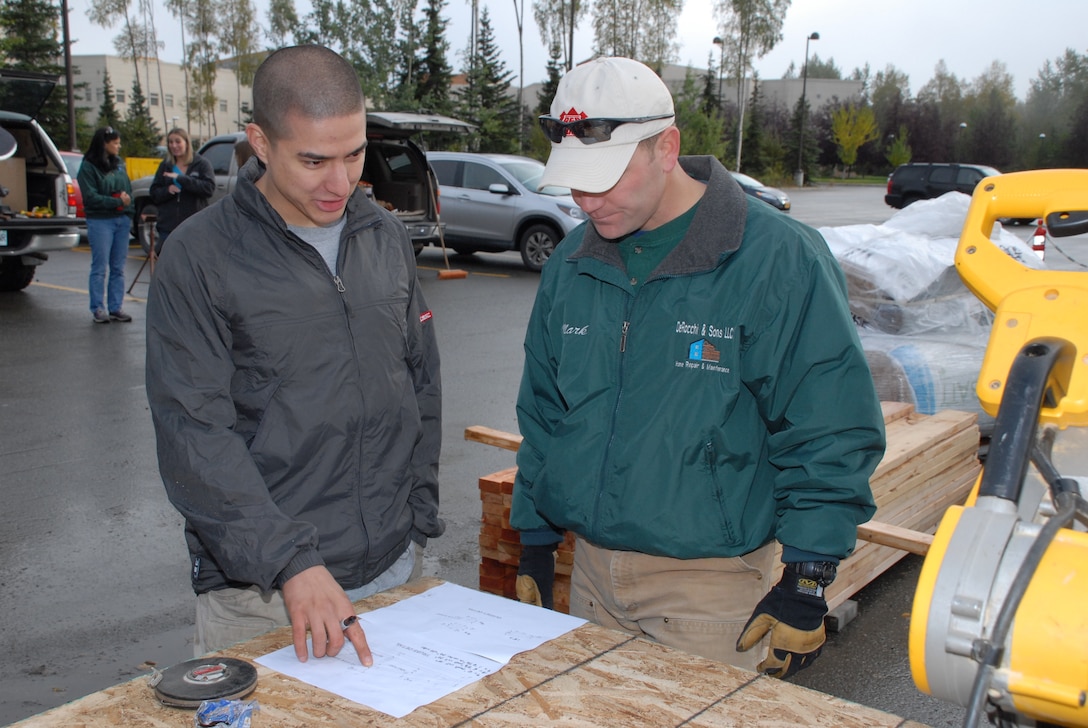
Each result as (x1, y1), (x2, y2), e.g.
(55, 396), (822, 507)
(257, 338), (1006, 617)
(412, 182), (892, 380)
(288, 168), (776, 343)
(471, 401), (981, 614)
(478, 468), (577, 613)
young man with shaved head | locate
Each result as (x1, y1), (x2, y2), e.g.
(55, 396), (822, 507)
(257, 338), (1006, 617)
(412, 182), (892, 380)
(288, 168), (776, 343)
(146, 45), (443, 667)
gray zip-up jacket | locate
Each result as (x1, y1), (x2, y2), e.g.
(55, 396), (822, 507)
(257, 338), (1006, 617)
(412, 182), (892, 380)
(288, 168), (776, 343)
(146, 158), (444, 595)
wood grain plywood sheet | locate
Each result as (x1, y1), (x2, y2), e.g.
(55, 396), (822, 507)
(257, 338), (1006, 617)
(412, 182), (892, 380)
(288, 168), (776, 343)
(13, 579), (921, 727)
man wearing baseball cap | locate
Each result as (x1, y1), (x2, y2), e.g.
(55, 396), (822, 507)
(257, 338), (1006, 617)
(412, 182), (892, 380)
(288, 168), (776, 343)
(510, 56), (885, 677)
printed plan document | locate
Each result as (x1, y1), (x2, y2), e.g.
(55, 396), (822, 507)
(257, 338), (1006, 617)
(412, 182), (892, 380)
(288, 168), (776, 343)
(255, 582), (586, 718)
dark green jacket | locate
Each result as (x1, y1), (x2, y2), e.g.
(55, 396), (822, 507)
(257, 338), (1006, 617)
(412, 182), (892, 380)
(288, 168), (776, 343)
(77, 157), (134, 218)
(511, 156), (884, 560)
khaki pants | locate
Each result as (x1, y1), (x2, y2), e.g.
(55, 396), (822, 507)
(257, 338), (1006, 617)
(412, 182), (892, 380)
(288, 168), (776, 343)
(194, 543), (422, 656)
(570, 537), (775, 671)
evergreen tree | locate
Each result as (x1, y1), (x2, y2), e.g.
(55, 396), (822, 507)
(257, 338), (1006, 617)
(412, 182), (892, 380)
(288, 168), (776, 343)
(700, 53), (718, 117)
(0, 0), (80, 145)
(535, 45), (563, 117)
(118, 79), (161, 157)
(414, 0), (454, 116)
(787, 93), (819, 182)
(741, 76), (767, 175)
(95, 71), (122, 132)
(385, 0), (425, 111)
(675, 68), (726, 161)
(457, 7), (520, 154)
(1064, 94), (1088, 167)
(526, 45), (564, 161)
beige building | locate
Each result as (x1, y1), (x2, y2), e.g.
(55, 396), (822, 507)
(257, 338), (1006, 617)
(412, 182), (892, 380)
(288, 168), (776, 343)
(524, 63), (863, 115)
(71, 55), (253, 146)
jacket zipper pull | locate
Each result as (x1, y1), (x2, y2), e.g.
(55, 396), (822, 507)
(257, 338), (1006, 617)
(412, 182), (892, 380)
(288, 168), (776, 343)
(620, 321), (630, 353)
(333, 275), (346, 293)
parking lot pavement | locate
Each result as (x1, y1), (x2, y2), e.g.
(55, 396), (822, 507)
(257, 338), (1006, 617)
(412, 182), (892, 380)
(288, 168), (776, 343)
(3, 185), (1084, 725)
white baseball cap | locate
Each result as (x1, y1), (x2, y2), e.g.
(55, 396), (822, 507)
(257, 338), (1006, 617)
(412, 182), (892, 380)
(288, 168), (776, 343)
(537, 57), (676, 194)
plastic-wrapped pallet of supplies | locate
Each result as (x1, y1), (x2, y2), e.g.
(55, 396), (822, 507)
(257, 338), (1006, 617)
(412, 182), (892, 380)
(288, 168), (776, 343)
(820, 192), (1041, 436)
(861, 331), (996, 435)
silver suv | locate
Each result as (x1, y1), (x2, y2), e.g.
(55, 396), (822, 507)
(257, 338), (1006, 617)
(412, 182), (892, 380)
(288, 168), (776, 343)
(427, 152), (585, 272)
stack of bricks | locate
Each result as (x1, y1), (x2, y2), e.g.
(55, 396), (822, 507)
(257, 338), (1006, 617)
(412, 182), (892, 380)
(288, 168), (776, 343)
(478, 466), (576, 613)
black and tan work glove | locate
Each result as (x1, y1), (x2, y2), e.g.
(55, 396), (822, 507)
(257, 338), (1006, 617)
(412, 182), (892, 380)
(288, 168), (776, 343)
(736, 563), (831, 678)
(516, 544), (556, 609)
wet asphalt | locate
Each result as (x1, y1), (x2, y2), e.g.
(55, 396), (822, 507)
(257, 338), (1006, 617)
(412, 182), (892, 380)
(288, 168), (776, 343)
(2, 184), (1083, 726)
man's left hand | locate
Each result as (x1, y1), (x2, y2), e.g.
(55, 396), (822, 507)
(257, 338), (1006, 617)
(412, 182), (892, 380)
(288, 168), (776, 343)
(735, 565), (829, 678)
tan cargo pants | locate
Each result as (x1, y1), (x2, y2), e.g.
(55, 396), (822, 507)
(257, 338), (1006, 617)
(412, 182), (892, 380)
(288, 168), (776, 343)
(569, 536), (775, 671)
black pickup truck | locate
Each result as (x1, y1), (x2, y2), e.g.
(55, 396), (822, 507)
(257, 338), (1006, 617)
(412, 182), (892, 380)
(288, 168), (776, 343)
(0, 69), (84, 291)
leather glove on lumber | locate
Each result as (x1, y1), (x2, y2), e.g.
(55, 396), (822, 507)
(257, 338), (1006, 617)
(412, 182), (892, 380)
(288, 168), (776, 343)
(736, 564), (829, 678)
(516, 544), (556, 609)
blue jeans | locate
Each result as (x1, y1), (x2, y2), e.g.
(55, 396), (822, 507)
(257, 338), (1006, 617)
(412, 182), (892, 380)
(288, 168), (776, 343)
(87, 215), (130, 313)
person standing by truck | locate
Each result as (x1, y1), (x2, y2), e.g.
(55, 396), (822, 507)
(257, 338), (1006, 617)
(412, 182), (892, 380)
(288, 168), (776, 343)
(78, 126), (134, 323)
(148, 128), (215, 248)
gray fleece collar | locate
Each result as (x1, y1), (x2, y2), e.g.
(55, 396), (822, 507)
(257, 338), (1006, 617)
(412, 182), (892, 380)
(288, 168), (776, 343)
(571, 155), (748, 277)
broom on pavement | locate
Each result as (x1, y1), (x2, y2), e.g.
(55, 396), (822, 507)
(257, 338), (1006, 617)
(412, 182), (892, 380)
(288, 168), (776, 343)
(430, 183), (467, 280)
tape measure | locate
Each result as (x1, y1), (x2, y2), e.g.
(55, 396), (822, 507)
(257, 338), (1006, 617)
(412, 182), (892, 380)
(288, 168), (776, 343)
(148, 657), (258, 708)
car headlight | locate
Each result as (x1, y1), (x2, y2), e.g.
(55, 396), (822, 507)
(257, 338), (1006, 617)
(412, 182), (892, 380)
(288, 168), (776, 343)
(557, 204), (585, 220)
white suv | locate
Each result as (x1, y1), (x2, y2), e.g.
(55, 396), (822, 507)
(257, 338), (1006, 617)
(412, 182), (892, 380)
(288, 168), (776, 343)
(427, 152), (585, 272)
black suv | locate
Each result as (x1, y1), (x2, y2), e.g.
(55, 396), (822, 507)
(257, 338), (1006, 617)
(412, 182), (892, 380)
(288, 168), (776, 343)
(884, 163), (1000, 209)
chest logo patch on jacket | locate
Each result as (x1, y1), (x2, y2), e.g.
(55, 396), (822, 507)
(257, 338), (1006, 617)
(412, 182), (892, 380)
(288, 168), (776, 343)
(675, 321), (735, 374)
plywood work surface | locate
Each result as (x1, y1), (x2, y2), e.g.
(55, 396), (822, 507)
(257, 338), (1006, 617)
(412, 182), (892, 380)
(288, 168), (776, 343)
(13, 578), (925, 727)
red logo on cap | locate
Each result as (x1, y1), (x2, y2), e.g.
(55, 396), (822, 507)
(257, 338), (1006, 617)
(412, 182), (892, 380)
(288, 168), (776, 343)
(559, 108), (587, 136)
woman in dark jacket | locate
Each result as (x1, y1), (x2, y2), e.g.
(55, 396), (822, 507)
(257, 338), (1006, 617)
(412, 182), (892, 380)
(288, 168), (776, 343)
(78, 126), (134, 324)
(148, 128), (215, 248)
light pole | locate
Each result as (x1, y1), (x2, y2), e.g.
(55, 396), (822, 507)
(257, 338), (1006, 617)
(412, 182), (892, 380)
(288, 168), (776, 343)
(795, 32), (819, 186)
(712, 36), (725, 115)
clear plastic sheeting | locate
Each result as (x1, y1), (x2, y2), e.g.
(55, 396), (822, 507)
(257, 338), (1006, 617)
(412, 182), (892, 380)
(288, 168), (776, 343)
(819, 192), (1039, 435)
(861, 331), (995, 433)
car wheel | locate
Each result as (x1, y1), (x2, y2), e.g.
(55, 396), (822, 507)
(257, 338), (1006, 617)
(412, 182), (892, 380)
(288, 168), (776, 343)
(901, 195), (920, 208)
(0, 258), (35, 291)
(136, 202), (162, 255)
(519, 224), (559, 272)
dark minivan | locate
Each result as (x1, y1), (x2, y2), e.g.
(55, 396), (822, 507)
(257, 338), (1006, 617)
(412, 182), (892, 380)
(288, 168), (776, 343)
(884, 163), (999, 209)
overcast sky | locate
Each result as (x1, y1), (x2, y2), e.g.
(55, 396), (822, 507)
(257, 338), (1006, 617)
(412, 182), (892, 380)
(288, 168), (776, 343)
(66, 0), (1086, 101)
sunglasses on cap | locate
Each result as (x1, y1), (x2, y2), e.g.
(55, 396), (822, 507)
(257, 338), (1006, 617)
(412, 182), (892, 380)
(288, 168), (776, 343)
(538, 113), (674, 145)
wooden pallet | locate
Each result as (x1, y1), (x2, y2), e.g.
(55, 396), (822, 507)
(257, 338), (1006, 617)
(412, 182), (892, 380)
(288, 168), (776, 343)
(471, 402), (980, 614)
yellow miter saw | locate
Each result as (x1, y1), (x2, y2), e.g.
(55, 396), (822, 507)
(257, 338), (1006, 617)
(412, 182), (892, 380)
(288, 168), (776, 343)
(910, 169), (1088, 727)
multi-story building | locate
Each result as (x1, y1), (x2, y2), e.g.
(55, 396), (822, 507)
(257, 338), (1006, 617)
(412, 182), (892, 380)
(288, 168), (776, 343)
(522, 63), (863, 116)
(71, 55), (254, 147)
